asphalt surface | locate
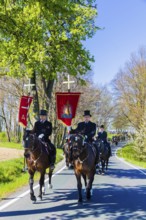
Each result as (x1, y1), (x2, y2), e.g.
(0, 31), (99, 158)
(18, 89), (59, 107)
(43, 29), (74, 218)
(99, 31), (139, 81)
(0, 142), (146, 220)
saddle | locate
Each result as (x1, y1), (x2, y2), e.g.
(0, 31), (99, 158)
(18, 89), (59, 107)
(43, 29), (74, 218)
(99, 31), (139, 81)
(40, 140), (52, 155)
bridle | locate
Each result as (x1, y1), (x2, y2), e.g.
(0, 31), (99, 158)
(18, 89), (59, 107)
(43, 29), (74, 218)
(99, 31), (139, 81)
(24, 132), (43, 165)
(69, 134), (88, 162)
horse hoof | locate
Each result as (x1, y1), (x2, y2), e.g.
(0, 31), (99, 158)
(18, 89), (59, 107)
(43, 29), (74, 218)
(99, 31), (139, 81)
(48, 184), (53, 189)
(98, 170), (102, 175)
(37, 196), (42, 201)
(102, 172), (105, 175)
(86, 194), (91, 200)
(31, 196), (36, 202)
(78, 199), (83, 204)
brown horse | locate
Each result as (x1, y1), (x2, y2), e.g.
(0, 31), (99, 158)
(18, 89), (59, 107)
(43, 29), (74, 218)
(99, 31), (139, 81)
(63, 137), (74, 168)
(63, 139), (71, 168)
(23, 130), (54, 202)
(69, 134), (97, 203)
(95, 139), (110, 174)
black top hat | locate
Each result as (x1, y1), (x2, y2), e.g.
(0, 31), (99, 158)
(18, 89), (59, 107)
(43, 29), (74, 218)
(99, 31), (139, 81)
(39, 109), (47, 116)
(83, 110), (91, 117)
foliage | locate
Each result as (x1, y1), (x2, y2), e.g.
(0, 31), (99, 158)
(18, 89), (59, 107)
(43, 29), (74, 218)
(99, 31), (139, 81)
(0, 131), (7, 141)
(117, 143), (146, 168)
(0, 140), (22, 149)
(112, 47), (146, 131)
(0, 148), (64, 199)
(133, 113), (146, 161)
(0, 0), (98, 79)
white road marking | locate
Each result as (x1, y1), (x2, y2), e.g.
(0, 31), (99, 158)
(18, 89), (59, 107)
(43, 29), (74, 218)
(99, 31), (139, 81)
(0, 165), (66, 211)
(115, 147), (146, 176)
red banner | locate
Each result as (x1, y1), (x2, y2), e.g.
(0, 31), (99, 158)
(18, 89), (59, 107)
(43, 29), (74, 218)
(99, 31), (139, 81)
(18, 96), (33, 127)
(56, 92), (81, 126)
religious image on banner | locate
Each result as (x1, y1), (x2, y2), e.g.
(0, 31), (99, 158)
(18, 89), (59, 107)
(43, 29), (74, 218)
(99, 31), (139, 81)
(56, 92), (81, 126)
(18, 96), (33, 127)
(61, 101), (72, 119)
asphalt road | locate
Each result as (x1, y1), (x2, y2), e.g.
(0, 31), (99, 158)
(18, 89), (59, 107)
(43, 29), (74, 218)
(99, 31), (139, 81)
(0, 142), (146, 220)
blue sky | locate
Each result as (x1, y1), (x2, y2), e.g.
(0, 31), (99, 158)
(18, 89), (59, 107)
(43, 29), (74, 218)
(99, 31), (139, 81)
(84, 0), (146, 85)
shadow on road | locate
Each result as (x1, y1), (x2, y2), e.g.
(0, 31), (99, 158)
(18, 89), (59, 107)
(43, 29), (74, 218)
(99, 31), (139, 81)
(1, 184), (146, 220)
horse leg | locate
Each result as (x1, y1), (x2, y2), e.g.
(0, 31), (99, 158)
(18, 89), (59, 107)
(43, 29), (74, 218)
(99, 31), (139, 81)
(37, 171), (45, 201)
(75, 172), (82, 203)
(29, 171), (36, 202)
(48, 168), (53, 189)
(66, 154), (69, 167)
(106, 158), (109, 170)
(86, 172), (95, 200)
(82, 173), (87, 194)
(101, 159), (105, 174)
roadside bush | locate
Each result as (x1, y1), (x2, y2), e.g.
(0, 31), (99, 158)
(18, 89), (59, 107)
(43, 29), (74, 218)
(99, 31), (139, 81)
(0, 132), (7, 142)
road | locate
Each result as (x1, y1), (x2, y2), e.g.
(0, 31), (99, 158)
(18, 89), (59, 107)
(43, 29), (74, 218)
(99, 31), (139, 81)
(0, 142), (146, 220)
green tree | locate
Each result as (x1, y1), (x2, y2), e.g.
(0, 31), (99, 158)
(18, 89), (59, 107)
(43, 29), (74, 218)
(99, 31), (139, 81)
(0, 0), (98, 115)
(134, 112), (146, 161)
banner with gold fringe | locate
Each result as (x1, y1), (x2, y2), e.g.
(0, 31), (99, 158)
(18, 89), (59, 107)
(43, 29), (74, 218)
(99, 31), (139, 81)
(56, 92), (81, 126)
(18, 96), (33, 127)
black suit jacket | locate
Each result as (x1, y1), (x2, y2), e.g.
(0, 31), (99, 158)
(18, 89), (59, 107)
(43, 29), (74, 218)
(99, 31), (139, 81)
(97, 131), (107, 142)
(72, 121), (96, 142)
(32, 120), (52, 142)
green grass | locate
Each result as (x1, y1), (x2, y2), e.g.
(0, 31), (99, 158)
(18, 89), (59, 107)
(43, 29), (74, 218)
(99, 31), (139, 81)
(117, 143), (146, 169)
(0, 141), (23, 149)
(0, 148), (64, 199)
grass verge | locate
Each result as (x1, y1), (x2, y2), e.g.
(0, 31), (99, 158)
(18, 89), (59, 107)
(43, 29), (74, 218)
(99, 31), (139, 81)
(0, 141), (22, 149)
(117, 143), (146, 169)
(0, 148), (64, 199)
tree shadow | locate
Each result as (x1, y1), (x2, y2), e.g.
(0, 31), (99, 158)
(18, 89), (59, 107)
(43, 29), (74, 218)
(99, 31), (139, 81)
(1, 184), (146, 220)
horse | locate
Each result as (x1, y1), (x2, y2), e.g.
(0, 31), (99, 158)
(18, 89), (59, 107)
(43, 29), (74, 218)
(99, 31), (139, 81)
(69, 134), (97, 203)
(63, 137), (74, 168)
(23, 130), (54, 202)
(112, 136), (118, 146)
(63, 141), (71, 168)
(95, 139), (110, 174)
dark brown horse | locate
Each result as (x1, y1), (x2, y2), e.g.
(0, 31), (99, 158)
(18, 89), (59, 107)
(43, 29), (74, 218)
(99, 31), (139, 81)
(23, 130), (54, 202)
(95, 139), (110, 174)
(63, 137), (74, 168)
(69, 134), (97, 203)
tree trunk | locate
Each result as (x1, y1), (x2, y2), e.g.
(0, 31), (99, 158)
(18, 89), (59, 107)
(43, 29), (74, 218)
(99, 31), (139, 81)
(41, 77), (54, 110)
(1, 107), (11, 142)
(30, 72), (40, 119)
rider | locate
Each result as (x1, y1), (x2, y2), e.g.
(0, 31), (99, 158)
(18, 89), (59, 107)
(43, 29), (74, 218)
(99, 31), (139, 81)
(71, 110), (96, 142)
(32, 109), (56, 170)
(97, 125), (112, 156)
(70, 110), (99, 163)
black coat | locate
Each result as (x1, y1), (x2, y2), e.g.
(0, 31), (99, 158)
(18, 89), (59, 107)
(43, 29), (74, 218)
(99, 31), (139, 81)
(32, 120), (52, 142)
(97, 131), (107, 142)
(72, 121), (96, 142)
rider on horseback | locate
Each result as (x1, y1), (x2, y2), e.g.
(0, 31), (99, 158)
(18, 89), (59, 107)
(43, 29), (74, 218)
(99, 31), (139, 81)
(97, 125), (112, 156)
(32, 109), (56, 170)
(70, 110), (99, 163)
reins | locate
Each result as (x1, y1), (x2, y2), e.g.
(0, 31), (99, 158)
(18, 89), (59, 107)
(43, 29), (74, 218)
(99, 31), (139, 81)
(29, 138), (44, 166)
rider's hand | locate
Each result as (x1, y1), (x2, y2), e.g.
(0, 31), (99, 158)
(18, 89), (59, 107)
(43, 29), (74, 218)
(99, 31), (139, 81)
(38, 134), (44, 139)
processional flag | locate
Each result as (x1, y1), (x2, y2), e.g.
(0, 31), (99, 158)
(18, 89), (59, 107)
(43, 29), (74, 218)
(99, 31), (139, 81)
(56, 92), (81, 126)
(18, 96), (33, 127)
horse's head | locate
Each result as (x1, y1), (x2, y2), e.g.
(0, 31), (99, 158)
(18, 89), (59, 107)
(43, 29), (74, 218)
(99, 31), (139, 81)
(23, 129), (37, 151)
(69, 134), (86, 158)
